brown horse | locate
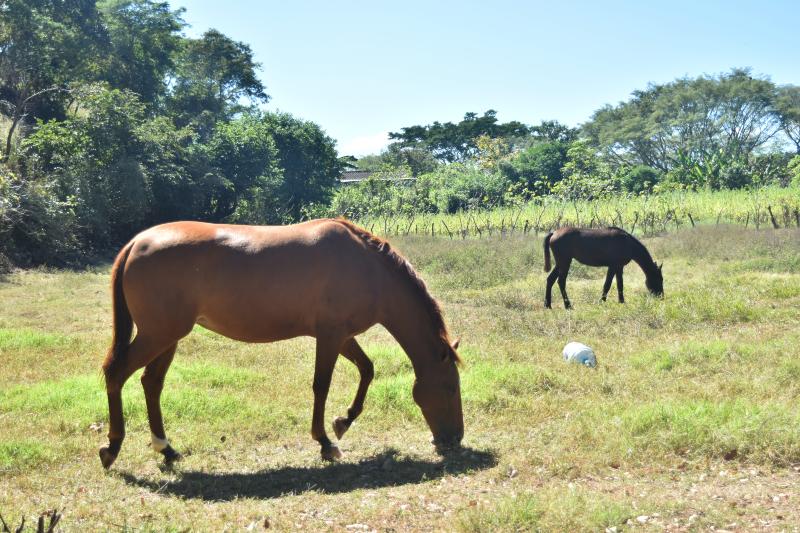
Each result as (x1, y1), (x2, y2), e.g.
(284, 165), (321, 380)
(99, 218), (463, 469)
(543, 227), (663, 309)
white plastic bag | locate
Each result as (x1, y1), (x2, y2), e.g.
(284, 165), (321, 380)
(563, 342), (597, 368)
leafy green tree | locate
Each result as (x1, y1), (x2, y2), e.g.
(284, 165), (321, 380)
(98, 0), (184, 104)
(529, 120), (579, 144)
(775, 85), (800, 153)
(168, 29), (268, 137)
(260, 111), (341, 219)
(204, 115), (282, 221)
(19, 85), (151, 245)
(788, 155), (800, 187)
(621, 165), (662, 194)
(355, 144), (438, 176)
(554, 140), (617, 200)
(389, 110), (530, 162)
(585, 69), (780, 182)
(499, 141), (568, 194)
(0, 0), (106, 158)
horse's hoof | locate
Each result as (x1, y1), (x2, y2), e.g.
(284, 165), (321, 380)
(544, 303), (552, 309)
(333, 417), (351, 440)
(161, 445), (182, 464)
(321, 444), (343, 461)
(99, 446), (117, 469)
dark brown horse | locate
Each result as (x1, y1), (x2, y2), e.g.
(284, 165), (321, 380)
(543, 227), (663, 309)
(99, 218), (463, 469)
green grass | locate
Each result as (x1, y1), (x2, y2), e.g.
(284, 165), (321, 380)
(0, 441), (53, 472)
(458, 488), (634, 532)
(0, 328), (72, 350)
(1, 225), (800, 530)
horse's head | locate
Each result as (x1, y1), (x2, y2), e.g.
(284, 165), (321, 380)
(412, 338), (464, 452)
(646, 262), (664, 297)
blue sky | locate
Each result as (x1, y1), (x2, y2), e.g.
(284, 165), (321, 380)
(176, 1), (798, 156)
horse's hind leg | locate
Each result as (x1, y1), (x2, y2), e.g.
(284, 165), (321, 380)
(141, 344), (180, 463)
(557, 258), (573, 309)
(100, 334), (176, 469)
(311, 333), (345, 460)
(616, 268), (625, 303)
(333, 338), (375, 440)
(544, 269), (559, 309)
(601, 267), (615, 301)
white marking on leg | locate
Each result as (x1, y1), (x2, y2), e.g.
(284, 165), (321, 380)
(151, 433), (170, 452)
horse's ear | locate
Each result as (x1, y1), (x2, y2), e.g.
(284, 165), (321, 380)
(451, 338), (460, 350)
(658, 262), (663, 270)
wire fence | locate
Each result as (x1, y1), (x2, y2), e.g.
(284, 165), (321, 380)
(353, 187), (800, 239)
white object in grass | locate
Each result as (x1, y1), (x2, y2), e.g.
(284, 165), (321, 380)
(563, 342), (597, 368)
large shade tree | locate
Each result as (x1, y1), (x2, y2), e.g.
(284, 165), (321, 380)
(389, 110), (530, 163)
(584, 69), (782, 174)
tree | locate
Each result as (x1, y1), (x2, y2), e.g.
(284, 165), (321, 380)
(499, 141), (568, 194)
(355, 144), (439, 176)
(168, 29), (268, 137)
(584, 69), (781, 180)
(98, 0), (185, 104)
(204, 115), (282, 221)
(389, 110), (530, 162)
(554, 140), (616, 200)
(621, 165), (662, 194)
(775, 85), (800, 153)
(19, 85), (152, 245)
(0, 0), (106, 159)
(260, 112), (341, 219)
(529, 120), (579, 144)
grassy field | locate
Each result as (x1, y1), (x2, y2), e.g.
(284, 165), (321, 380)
(1, 225), (800, 531)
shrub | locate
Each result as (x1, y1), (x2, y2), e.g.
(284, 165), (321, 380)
(621, 165), (662, 194)
(499, 141), (568, 195)
(425, 164), (511, 213)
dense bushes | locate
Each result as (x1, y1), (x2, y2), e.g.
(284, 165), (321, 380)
(327, 164), (514, 219)
(498, 141), (568, 195)
(0, 1), (342, 266)
(1, 85), (339, 264)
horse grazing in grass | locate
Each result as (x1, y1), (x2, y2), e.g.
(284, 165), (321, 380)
(543, 227), (663, 309)
(99, 219), (463, 469)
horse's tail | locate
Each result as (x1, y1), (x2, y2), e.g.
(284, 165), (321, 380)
(102, 241), (135, 379)
(543, 232), (553, 272)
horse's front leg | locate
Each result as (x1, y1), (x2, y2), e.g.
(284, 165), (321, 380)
(616, 268), (625, 303)
(601, 267), (614, 301)
(333, 338), (374, 440)
(311, 334), (344, 460)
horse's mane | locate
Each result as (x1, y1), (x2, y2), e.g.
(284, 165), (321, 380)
(608, 226), (657, 269)
(332, 218), (459, 363)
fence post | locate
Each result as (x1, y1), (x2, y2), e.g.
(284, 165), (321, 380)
(767, 205), (780, 229)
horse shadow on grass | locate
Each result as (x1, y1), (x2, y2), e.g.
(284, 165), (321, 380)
(117, 447), (498, 501)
